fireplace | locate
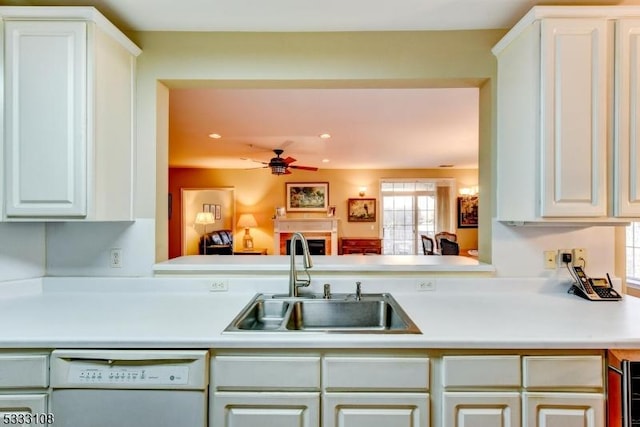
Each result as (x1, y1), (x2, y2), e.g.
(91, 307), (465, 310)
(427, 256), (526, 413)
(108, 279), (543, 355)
(274, 218), (339, 255)
(286, 239), (326, 256)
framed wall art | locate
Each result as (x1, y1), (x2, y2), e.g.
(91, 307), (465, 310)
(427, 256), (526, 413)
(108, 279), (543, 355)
(214, 204), (222, 220)
(285, 182), (329, 212)
(347, 198), (376, 222)
(457, 196), (478, 228)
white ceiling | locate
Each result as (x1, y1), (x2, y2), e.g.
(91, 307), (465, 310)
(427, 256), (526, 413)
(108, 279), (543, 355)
(169, 87), (480, 170)
(2, 0), (541, 32)
(4, 0), (623, 171)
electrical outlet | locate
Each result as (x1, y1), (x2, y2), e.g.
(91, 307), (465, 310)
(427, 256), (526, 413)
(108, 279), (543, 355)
(209, 280), (228, 292)
(416, 280), (436, 291)
(557, 249), (572, 266)
(110, 248), (123, 268)
(572, 248), (587, 265)
(544, 250), (556, 269)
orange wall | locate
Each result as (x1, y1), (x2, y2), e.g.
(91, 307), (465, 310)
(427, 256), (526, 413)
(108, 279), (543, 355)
(169, 167), (479, 257)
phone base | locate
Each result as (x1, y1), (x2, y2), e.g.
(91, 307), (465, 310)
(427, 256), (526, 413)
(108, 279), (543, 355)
(568, 284), (622, 301)
(568, 284), (591, 300)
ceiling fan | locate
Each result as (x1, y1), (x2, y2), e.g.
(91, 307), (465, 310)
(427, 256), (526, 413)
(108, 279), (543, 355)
(250, 149), (319, 175)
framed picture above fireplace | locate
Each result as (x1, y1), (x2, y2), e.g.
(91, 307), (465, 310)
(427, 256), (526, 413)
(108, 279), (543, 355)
(286, 182), (329, 212)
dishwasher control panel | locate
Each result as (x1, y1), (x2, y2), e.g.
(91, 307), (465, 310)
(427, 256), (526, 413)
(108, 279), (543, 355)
(68, 364), (190, 385)
(50, 350), (208, 390)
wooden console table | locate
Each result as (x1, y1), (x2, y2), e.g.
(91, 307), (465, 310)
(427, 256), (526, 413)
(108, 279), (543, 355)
(339, 238), (382, 255)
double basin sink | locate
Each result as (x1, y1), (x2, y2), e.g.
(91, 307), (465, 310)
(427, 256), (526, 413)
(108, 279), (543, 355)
(224, 293), (421, 334)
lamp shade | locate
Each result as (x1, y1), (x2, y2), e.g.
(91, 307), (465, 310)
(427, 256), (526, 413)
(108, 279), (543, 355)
(194, 211), (215, 225)
(237, 213), (257, 228)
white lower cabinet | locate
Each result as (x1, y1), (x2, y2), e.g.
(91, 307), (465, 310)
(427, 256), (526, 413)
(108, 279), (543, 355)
(211, 355), (321, 427)
(323, 392), (428, 427)
(210, 352), (605, 427)
(523, 392), (604, 427)
(322, 355), (430, 427)
(443, 392), (520, 427)
(522, 356), (605, 427)
(211, 391), (319, 427)
(0, 353), (50, 426)
(210, 353), (429, 427)
(441, 356), (521, 427)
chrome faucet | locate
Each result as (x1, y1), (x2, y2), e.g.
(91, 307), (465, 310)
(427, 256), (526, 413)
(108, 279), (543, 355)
(289, 232), (313, 297)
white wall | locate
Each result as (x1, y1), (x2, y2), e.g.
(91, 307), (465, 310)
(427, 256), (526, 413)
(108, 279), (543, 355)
(0, 223), (45, 282)
(491, 220), (616, 278)
(45, 219), (155, 276)
(136, 30), (501, 266)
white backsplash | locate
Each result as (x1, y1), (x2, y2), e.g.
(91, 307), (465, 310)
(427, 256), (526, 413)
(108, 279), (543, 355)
(45, 219), (155, 277)
(0, 222), (45, 282)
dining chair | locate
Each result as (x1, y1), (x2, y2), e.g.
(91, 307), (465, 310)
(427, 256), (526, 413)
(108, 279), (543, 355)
(421, 235), (435, 255)
(439, 238), (460, 255)
(435, 231), (457, 249)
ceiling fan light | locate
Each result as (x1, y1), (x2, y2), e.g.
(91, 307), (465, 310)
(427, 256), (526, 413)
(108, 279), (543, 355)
(271, 165), (287, 175)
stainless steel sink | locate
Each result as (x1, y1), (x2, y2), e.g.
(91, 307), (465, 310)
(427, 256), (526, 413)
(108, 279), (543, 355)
(224, 293), (421, 334)
(233, 299), (290, 331)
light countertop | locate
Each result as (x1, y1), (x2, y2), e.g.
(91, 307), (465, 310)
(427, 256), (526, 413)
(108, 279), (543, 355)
(153, 255), (496, 276)
(1, 276), (639, 350)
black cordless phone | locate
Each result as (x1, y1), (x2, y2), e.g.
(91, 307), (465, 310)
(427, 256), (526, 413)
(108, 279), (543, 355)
(570, 266), (621, 301)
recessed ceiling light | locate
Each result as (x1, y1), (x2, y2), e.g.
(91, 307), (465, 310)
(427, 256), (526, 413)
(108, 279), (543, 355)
(208, 133), (222, 139)
(322, 159), (330, 163)
(319, 133), (331, 139)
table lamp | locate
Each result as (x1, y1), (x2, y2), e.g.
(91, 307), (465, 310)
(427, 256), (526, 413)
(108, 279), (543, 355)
(237, 213), (258, 250)
(195, 212), (215, 254)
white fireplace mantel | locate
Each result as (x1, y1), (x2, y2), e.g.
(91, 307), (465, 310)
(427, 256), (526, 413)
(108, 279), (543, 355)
(274, 218), (339, 255)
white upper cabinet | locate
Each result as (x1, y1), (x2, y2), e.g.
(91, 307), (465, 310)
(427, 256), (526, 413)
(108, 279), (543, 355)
(493, 6), (640, 224)
(1, 7), (141, 221)
(614, 18), (640, 217)
(539, 18), (608, 218)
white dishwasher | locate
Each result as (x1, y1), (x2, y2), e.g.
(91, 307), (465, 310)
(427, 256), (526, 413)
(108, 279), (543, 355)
(50, 349), (208, 427)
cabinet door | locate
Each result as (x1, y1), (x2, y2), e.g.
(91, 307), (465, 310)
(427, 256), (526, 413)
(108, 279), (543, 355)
(443, 392), (520, 427)
(323, 392), (428, 427)
(614, 18), (640, 217)
(540, 18), (608, 217)
(4, 20), (87, 218)
(211, 392), (319, 427)
(0, 394), (48, 425)
(523, 392), (604, 427)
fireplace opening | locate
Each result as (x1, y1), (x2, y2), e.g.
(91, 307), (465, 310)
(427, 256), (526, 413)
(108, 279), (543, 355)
(286, 239), (326, 256)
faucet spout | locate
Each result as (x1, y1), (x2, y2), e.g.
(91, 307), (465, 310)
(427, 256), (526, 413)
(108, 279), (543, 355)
(289, 232), (313, 297)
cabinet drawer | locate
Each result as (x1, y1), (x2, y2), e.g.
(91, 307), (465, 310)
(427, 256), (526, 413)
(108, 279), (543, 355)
(323, 356), (429, 391)
(0, 394), (47, 412)
(523, 355), (603, 389)
(442, 355), (521, 388)
(0, 354), (48, 388)
(213, 356), (320, 391)
(342, 240), (380, 247)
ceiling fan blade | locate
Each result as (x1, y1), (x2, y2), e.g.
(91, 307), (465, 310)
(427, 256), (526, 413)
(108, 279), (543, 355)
(283, 157), (297, 164)
(243, 165), (268, 170)
(280, 140), (294, 150)
(240, 157), (269, 165)
(284, 168), (293, 175)
(288, 165), (318, 171)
